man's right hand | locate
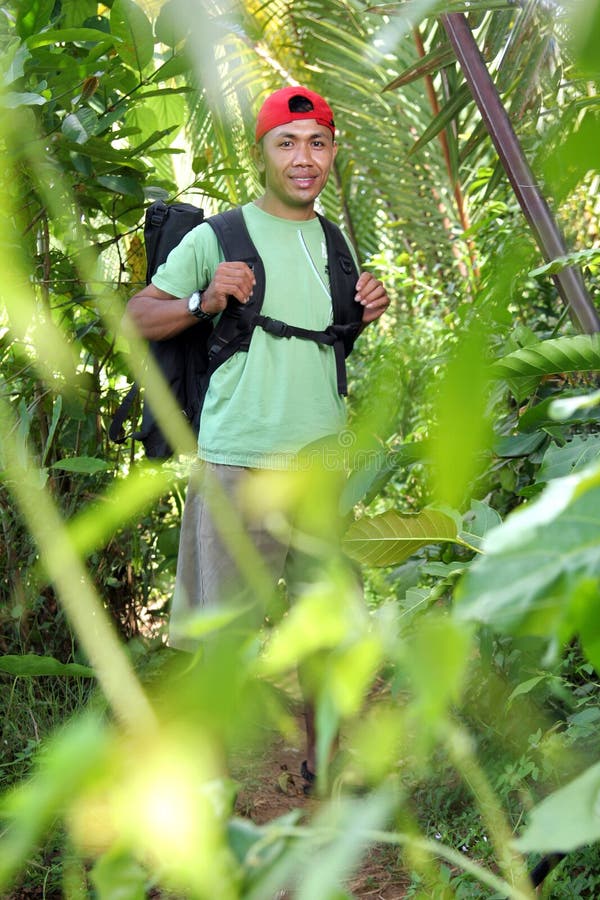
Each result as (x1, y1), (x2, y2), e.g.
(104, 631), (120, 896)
(201, 261), (256, 315)
(124, 262), (256, 342)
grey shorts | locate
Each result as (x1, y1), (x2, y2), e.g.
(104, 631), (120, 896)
(169, 462), (299, 651)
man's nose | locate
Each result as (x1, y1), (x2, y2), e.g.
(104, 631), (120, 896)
(292, 142), (312, 164)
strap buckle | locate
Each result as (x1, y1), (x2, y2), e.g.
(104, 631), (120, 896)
(261, 317), (292, 338)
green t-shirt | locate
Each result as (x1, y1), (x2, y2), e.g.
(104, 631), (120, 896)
(152, 202), (352, 469)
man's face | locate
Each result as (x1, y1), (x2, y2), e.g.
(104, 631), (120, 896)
(255, 118), (338, 219)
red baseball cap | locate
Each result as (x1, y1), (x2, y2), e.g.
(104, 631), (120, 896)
(255, 86), (335, 142)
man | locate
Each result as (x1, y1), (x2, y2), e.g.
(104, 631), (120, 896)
(126, 86), (389, 786)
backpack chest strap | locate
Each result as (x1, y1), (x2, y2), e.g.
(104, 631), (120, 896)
(254, 314), (360, 395)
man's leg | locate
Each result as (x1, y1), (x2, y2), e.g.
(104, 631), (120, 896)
(169, 461), (290, 651)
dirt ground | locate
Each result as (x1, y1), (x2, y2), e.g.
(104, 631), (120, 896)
(232, 710), (411, 899)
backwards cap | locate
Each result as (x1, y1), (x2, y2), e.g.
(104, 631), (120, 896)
(255, 86), (335, 142)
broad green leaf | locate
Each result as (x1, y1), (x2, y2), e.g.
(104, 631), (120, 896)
(61, 137), (147, 171)
(17, 0), (54, 38)
(428, 322), (493, 509)
(493, 431), (546, 458)
(0, 654), (94, 678)
(515, 392), (600, 433)
(340, 441), (428, 515)
(111, 0), (154, 72)
(463, 498), (502, 539)
(138, 87), (195, 100)
(515, 760), (600, 853)
(61, 109), (100, 144)
(152, 53), (192, 80)
(343, 508), (464, 567)
(176, 604), (255, 641)
(50, 457), (111, 474)
(133, 126), (179, 155)
(260, 569), (366, 673)
(3, 44), (31, 85)
(455, 463), (600, 634)
(155, 0), (191, 47)
(62, 0), (98, 29)
(96, 174), (145, 200)
(1, 91), (46, 108)
(127, 92), (186, 143)
(492, 335), (600, 381)
(228, 811), (301, 880)
(422, 560), (472, 578)
(26, 27), (118, 48)
(550, 389), (600, 419)
(91, 851), (146, 900)
(536, 435), (600, 484)
(571, 2), (600, 77)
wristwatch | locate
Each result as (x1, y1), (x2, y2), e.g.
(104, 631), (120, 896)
(187, 290), (216, 321)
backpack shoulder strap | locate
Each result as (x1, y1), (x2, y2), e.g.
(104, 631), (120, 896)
(204, 208), (267, 371)
(316, 214), (361, 327)
(205, 208), (266, 303)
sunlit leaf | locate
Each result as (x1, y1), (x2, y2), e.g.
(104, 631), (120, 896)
(1, 91), (46, 108)
(91, 851), (146, 900)
(26, 27), (119, 48)
(455, 463), (600, 634)
(492, 335), (600, 388)
(16, 0), (55, 38)
(515, 761), (600, 853)
(110, 0), (154, 72)
(429, 322), (493, 509)
(62, 108), (100, 144)
(50, 457), (111, 474)
(550, 389), (600, 420)
(343, 508), (465, 567)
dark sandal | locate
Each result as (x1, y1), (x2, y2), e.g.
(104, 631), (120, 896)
(300, 760), (316, 795)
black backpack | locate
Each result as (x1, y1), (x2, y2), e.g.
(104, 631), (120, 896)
(109, 200), (363, 459)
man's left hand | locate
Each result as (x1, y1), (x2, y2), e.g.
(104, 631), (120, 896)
(355, 272), (390, 324)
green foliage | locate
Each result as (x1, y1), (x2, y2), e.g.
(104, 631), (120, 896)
(1, 0), (600, 898)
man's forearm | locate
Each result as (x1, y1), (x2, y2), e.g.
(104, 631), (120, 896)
(124, 293), (196, 341)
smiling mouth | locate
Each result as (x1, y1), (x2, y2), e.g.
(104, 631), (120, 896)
(291, 175), (317, 187)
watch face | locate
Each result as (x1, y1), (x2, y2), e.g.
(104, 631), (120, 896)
(188, 292), (201, 313)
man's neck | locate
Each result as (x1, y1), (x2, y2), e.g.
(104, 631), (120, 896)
(254, 195), (317, 221)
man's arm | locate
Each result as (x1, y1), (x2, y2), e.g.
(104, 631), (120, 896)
(355, 272), (390, 325)
(124, 262), (256, 342)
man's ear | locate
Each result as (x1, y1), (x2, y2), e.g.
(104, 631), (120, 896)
(252, 142), (265, 172)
